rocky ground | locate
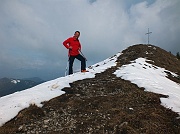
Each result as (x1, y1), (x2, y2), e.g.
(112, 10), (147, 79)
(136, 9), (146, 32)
(0, 44), (180, 134)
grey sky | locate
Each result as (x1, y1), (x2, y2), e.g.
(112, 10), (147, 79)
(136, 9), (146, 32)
(0, 0), (179, 80)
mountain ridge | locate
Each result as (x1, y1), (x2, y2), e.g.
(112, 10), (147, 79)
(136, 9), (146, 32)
(0, 44), (180, 134)
(0, 77), (45, 97)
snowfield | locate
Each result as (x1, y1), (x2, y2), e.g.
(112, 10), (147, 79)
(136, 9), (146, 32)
(114, 58), (180, 115)
(0, 53), (121, 126)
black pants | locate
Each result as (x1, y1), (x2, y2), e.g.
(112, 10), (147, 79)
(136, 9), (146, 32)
(69, 54), (86, 75)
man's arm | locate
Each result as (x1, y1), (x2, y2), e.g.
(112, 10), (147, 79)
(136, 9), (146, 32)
(63, 38), (70, 49)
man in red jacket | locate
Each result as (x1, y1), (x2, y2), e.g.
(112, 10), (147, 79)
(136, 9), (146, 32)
(63, 31), (88, 75)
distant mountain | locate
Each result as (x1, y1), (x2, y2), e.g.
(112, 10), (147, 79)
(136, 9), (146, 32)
(22, 77), (44, 83)
(0, 77), (45, 97)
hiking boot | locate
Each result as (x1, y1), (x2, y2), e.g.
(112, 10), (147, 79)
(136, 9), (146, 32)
(81, 70), (89, 73)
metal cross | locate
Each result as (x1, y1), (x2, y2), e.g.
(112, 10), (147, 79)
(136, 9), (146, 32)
(145, 28), (152, 44)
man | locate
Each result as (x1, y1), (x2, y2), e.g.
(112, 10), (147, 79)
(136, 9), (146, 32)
(63, 31), (88, 75)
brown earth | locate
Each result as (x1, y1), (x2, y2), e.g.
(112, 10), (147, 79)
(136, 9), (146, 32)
(0, 44), (180, 134)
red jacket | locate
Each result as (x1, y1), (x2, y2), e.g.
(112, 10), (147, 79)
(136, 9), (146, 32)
(63, 36), (81, 56)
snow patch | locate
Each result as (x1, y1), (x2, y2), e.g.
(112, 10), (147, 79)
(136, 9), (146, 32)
(114, 58), (180, 115)
(11, 79), (20, 84)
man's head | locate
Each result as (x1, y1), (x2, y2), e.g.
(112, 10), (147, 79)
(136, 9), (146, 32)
(74, 31), (80, 39)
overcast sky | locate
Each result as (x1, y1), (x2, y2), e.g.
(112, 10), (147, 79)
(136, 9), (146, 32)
(0, 0), (180, 81)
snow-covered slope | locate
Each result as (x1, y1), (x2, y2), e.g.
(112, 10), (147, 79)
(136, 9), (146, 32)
(114, 58), (180, 115)
(0, 53), (121, 127)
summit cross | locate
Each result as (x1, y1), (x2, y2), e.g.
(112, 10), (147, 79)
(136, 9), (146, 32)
(145, 28), (152, 44)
